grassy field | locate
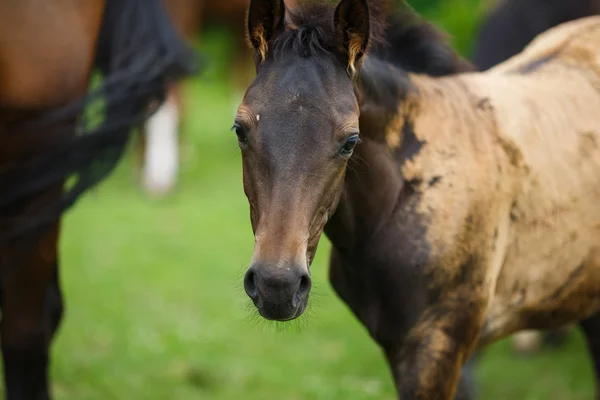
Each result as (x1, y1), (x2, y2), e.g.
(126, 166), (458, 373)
(20, 21), (597, 400)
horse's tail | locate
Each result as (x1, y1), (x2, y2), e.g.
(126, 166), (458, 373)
(0, 0), (199, 240)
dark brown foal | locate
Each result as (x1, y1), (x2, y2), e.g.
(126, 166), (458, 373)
(235, 0), (600, 399)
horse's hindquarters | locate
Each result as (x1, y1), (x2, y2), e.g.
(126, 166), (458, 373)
(0, 2), (105, 109)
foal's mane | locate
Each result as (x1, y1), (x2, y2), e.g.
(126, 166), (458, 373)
(272, 0), (473, 75)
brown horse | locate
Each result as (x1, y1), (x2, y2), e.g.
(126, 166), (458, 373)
(138, 0), (253, 196)
(472, 0), (600, 356)
(235, 0), (600, 398)
(0, 1), (195, 398)
(138, 0), (298, 197)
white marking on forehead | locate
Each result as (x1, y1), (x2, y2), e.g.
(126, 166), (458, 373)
(256, 114), (260, 122)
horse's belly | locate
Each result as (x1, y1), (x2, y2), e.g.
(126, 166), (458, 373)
(481, 226), (600, 344)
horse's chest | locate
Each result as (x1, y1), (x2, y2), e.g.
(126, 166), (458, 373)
(327, 222), (430, 345)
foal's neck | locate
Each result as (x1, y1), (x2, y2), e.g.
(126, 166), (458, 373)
(325, 57), (481, 254)
(325, 58), (415, 252)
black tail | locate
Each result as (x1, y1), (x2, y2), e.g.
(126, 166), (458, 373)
(0, 0), (199, 240)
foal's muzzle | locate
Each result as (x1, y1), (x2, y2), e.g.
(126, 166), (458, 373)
(244, 263), (312, 321)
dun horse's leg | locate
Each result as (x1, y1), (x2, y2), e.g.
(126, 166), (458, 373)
(388, 300), (485, 400)
(328, 251), (478, 400)
(454, 355), (478, 400)
(580, 312), (600, 399)
(1, 223), (63, 400)
(543, 326), (570, 347)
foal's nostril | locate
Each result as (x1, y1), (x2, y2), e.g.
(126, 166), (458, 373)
(244, 269), (259, 302)
(296, 273), (312, 299)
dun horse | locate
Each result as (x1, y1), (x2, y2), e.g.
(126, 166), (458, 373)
(0, 0), (195, 398)
(472, 0), (600, 355)
(235, 0), (600, 398)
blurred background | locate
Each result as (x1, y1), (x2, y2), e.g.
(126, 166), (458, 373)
(45, 0), (595, 399)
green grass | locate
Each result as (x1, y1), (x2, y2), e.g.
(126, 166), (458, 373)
(21, 21), (598, 400)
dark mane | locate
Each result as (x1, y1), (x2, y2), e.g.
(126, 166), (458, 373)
(271, 0), (473, 75)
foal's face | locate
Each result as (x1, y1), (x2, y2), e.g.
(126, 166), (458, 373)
(235, 54), (359, 321)
(237, 0), (371, 321)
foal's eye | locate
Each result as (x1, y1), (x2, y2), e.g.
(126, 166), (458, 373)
(340, 134), (360, 156)
(231, 122), (248, 144)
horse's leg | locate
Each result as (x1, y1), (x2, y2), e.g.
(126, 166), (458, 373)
(390, 297), (485, 400)
(580, 311), (600, 398)
(45, 260), (64, 344)
(512, 327), (570, 356)
(454, 355), (478, 400)
(543, 326), (570, 347)
(140, 85), (181, 197)
(136, 0), (199, 197)
(511, 330), (542, 355)
(1, 222), (63, 400)
(328, 250), (477, 400)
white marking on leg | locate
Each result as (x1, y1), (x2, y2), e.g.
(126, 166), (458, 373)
(142, 97), (180, 196)
(512, 330), (542, 354)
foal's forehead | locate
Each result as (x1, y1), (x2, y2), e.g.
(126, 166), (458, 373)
(244, 55), (357, 114)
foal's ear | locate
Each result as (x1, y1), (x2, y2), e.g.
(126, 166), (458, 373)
(247, 0), (286, 62)
(333, 0), (370, 75)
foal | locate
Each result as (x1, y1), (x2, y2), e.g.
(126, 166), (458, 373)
(235, 0), (600, 398)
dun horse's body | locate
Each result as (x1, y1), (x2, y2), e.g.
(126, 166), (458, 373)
(235, 0), (600, 398)
(0, 1), (194, 398)
(472, 0), (600, 355)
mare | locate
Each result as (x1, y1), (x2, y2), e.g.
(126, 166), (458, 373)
(137, 0), (252, 197)
(138, 0), (299, 197)
(235, 0), (600, 398)
(0, 0), (195, 398)
(472, 0), (600, 355)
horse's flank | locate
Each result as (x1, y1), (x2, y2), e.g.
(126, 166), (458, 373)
(392, 16), (600, 344)
(0, 0), (197, 240)
(0, 2), (105, 109)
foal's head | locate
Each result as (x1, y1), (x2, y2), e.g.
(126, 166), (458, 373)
(235, 0), (377, 321)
